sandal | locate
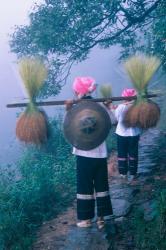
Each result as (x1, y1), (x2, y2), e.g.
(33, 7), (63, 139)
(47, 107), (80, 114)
(97, 217), (105, 229)
(76, 220), (92, 228)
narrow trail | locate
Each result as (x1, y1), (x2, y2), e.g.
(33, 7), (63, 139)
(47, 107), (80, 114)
(33, 128), (163, 250)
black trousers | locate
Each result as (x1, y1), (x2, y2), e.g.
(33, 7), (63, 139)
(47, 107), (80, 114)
(117, 134), (140, 175)
(76, 156), (113, 220)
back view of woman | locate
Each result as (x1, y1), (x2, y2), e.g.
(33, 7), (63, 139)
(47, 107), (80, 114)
(113, 88), (142, 181)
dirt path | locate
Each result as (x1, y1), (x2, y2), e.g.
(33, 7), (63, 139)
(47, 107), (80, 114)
(33, 171), (166, 250)
(33, 131), (165, 250)
(32, 153), (149, 250)
(33, 154), (118, 250)
(33, 204), (76, 250)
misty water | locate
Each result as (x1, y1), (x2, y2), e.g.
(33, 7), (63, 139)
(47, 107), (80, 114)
(0, 45), (130, 165)
(0, 42), (163, 171)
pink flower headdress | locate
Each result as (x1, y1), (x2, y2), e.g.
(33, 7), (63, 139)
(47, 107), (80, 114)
(73, 77), (96, 98)
(121, 88), (137, 97)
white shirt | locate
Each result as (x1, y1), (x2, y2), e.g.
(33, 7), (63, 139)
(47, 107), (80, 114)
(114, 103), (142, 136)
(72, 141), (107, 158)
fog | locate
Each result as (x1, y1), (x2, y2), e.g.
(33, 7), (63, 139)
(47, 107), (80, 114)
(0, 1), (130, 165)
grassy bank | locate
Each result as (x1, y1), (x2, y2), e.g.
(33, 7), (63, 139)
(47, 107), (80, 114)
(0, 118), (75, 250)
(133, 189), (166, 250)
(130, 82), (166, 250)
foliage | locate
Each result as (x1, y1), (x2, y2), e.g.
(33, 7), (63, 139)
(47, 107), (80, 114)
(10, 0), (162, 97)
(158, 81), (166, 131)
(131, 121), (166, 250)
(151, 0), (166, 69)
(0, 118), (75, 250)
(120, 0), (166, 70)
(133, 190), (166, 250)
(106, 127), (117, 154)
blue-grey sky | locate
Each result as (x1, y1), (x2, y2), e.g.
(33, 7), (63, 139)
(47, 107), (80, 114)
(0, 1), (40, 45)
(0, 0), (128, 100)
(0, 1), (129, 165)
(0, 1), (43, 98)
(0, 1), (42, 164)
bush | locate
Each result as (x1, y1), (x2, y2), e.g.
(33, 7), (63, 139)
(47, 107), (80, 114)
(106, 127), (117, 154)
(0, 118), (75, 250)
(133, 190), (166, 250)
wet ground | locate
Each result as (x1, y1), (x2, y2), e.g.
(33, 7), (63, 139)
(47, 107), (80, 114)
(33, 128), (164, 250)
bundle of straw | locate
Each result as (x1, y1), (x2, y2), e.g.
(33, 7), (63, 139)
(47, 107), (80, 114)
(16, 58), (49, 144)
(99, 84), (112, 98)
(123, 100), (160, 129)
(123, 55), (161, 129)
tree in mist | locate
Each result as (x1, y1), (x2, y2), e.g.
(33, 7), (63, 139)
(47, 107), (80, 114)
(146, 0), (166, 69)
(119, 0), (166, 69)
(10, 0), (163, 97)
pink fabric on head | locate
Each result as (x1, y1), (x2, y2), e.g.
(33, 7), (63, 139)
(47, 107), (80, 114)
(121, 88), (137, 97)
(73, 77), (96, 96)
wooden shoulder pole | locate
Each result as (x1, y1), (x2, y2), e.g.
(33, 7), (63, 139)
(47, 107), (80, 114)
(6, 94), (157, 108)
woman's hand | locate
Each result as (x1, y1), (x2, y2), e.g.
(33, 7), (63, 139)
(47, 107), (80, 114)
(103, 101), (117, 110)
(103, 101), (112, 109)
(65, 99), (74, 111)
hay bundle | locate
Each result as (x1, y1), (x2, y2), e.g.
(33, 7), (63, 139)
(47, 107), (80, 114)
(123, 101), (160, 129)
(123, 104), (140, 127)
(100, 84), (112, 98)
(123, 55), (160, 129)
(16, 58), (48, 144)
